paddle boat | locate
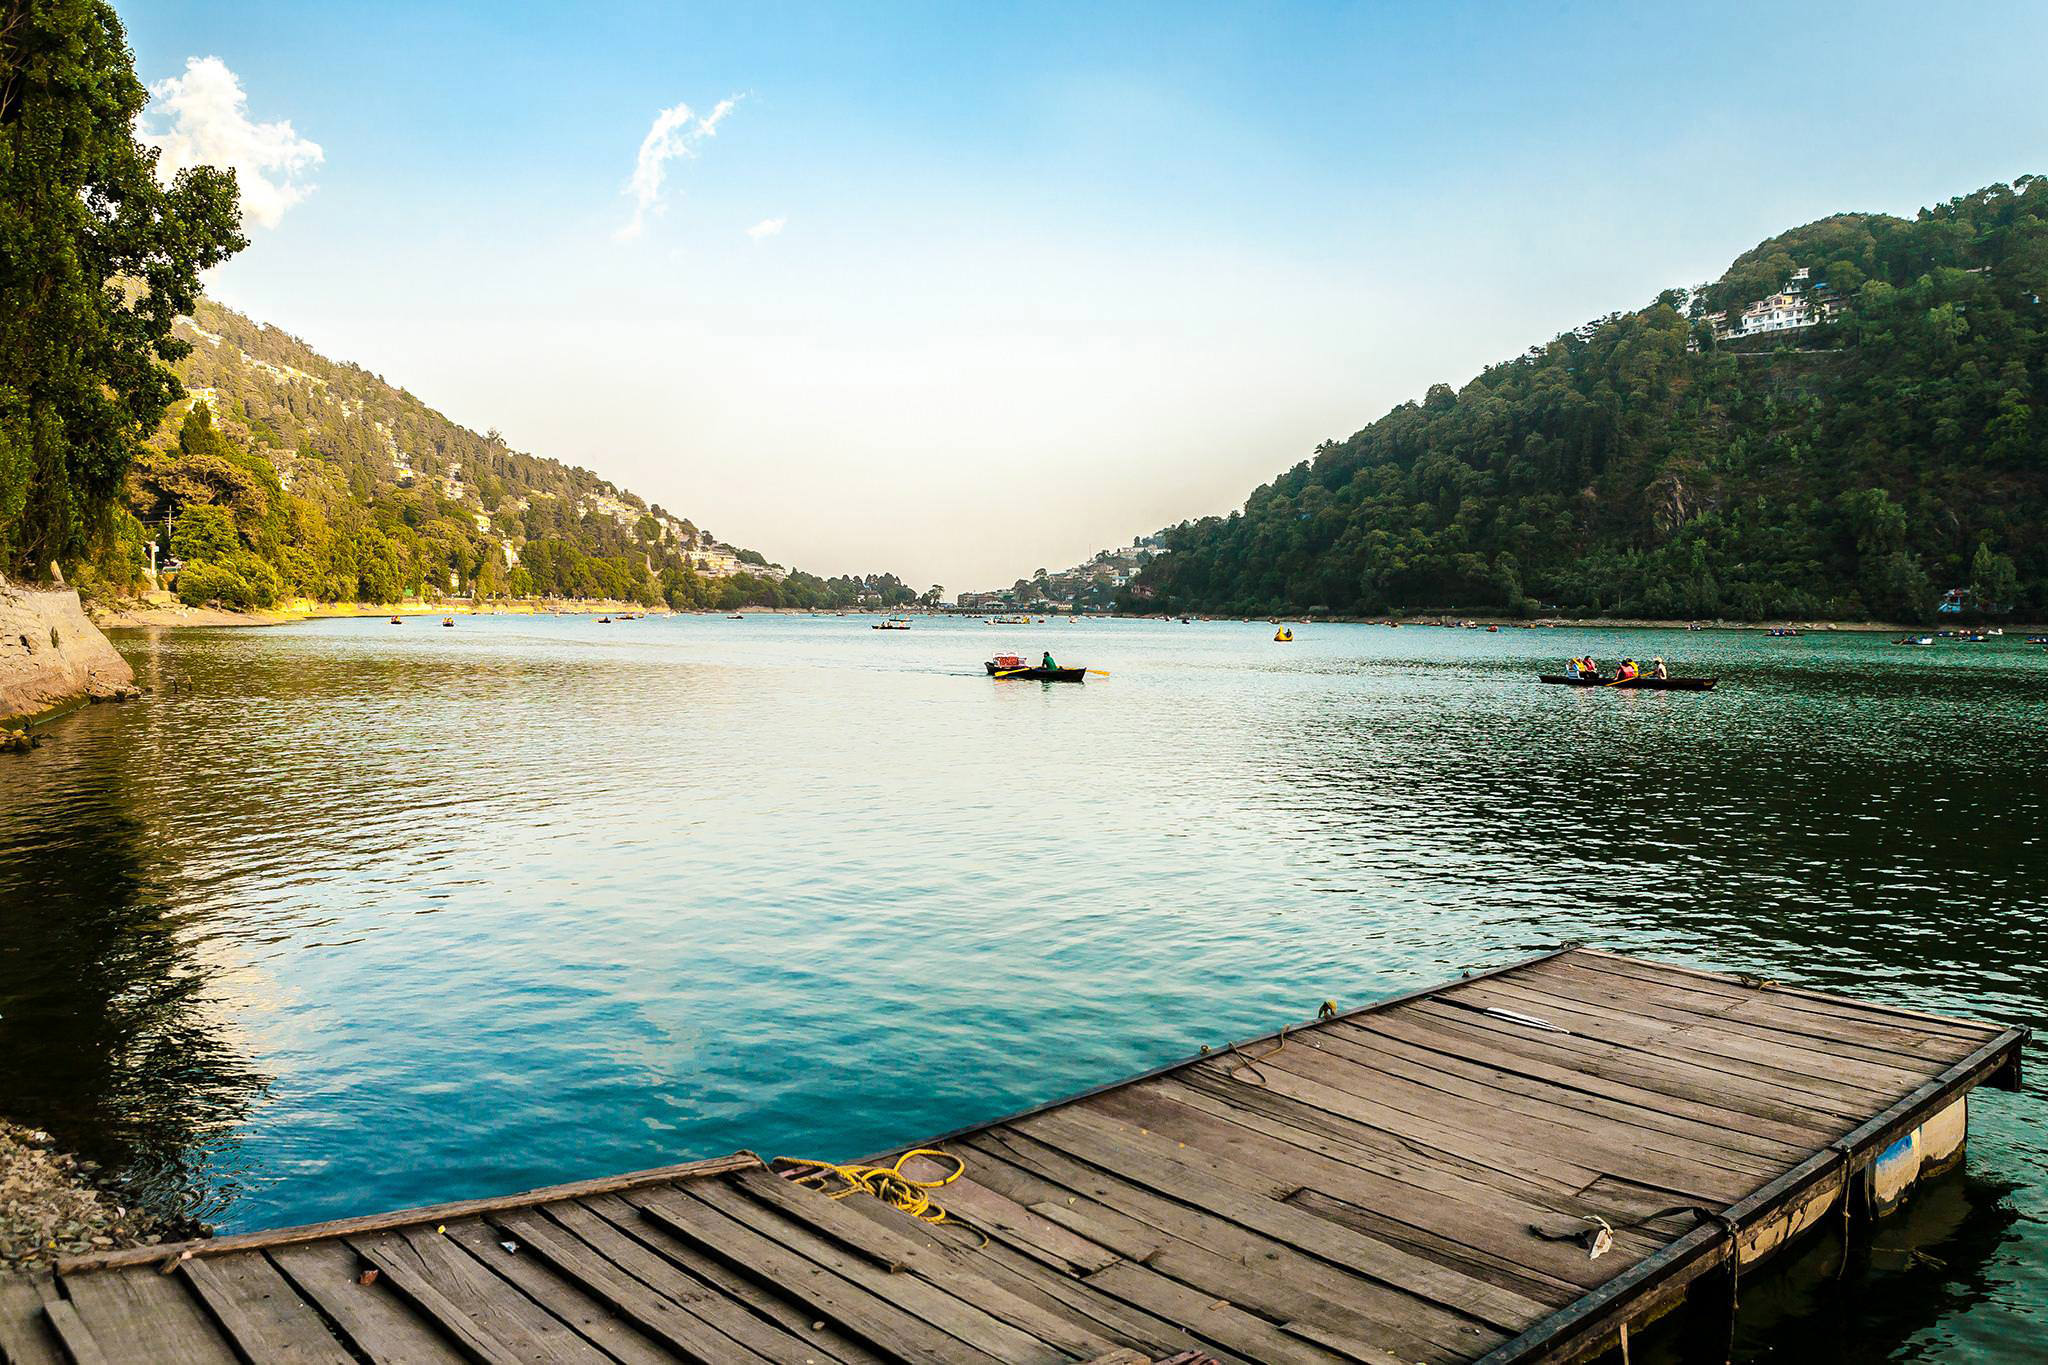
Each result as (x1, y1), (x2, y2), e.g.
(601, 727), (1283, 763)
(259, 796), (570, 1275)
(1274, 626), (1294, 642)
(873, 617), (911, 630)
(1893, 636), (1935, 647)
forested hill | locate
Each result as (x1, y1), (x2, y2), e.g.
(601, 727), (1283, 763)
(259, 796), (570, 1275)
(1125, 178), (2048, 622)
(102, 299), (922, 611)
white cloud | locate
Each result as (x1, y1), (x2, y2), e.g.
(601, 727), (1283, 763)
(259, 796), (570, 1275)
(616, 97), (737, 241)
(745, 216), (787, 241)
(140, 56), (323, 230)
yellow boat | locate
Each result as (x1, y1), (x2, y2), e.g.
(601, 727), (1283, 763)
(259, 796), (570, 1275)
(1275, 627), (1293, 642)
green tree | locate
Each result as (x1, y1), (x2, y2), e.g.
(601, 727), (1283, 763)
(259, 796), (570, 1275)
(170, 502), (236, 562)
(0, 0), (246, 577)
(1970, 542), (2018, 610)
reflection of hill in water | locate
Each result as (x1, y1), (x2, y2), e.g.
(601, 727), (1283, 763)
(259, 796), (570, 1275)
(0, 690), (266, 1227)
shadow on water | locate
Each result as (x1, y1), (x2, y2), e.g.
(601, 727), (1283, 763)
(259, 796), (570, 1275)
(1624, 1167), (2024, 1363)
(0, 692), (266, 1227)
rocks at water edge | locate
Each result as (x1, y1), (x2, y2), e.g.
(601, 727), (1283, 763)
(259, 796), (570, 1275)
(0, 577), (138, 729)
(0, 1120), (171, 1272)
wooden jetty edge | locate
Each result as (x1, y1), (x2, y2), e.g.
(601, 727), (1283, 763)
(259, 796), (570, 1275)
(0, 947), (2025, 1365)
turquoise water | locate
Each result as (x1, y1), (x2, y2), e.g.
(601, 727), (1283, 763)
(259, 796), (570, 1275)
(1, 615), (2042, 1358)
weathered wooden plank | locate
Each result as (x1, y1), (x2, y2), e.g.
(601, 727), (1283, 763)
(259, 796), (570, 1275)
(0, 1271), (66, 1365)
(1509, 958), (1976, 1072)
(547, 1194), (872, 1362)
(1569, 949), (1998, 1040)
(1305, 1023), (1805, 1166)
(1280, 1186), (1624, 1309)
(1341, 1009), (1836, 1147)
(37, 1300), (110, 1365)
(1081, 1260), (1369, 1365)
(576, 1192), (887, 1365)
(825, 1184), (1221, 1364)
(674, 1178), (1063, 1365)
(344, 1232), (528, 1365)
(61, 1153), (762, 1275)
(1399, 999), (1871, 1127)
(488, 1204), (778, 1364)
(1088, 1083), (1623, 1294)
(268, 1241), (467, 1364)
(1157, 1070), (1668, 1226)
(1445, 978), (1921, 1095)
(357, 1226), (611, 1365)
(1232, 1045), (1755, 1203)
(179, 1252), (355, 1364)
(438, 1219), (679, 1365)
(968, 1127), (1507, 1364)
(732, 1166), (1118, 1360)
(1524, 956), (1987, 1062)
(1015, 1104), (1550, 1333)
(892, 1154), (1123, 1274)
(1421, 993), (1884, 1118)
(626, 1183), (977, 1365)
(61, 1266), (239, 1365)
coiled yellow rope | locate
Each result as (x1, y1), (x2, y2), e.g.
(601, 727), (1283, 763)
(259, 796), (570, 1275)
(774, 1148), (969, 1229)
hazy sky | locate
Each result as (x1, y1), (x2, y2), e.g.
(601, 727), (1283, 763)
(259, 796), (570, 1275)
(123, 1), (2048, 590)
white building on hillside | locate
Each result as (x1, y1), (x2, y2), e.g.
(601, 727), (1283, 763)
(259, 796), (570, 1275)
(1704, 267), (1846, 343)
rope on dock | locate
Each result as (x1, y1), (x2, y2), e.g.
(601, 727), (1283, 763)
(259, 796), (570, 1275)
(1224, 1025), (1292, 1084)
(774, 1148), (985, 1243)
(1830, 1137), (1856, 1280)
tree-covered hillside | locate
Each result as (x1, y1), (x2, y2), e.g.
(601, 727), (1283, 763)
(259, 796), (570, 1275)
(81, 299), (921, 611)
(1126, 179), (2047, 621)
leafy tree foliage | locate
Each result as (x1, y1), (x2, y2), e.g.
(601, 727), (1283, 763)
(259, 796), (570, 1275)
(0, 0), (245, 577)
(1129, 179), (2048, 621)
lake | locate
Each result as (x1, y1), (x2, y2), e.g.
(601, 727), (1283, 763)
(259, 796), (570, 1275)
(1, 614), (2042, 1359)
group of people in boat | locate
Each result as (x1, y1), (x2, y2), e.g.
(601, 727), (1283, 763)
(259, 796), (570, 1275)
(1564, 655), (1669, 682)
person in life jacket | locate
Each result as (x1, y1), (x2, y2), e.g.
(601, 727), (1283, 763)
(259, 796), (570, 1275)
(1615, 658), (1640, 682)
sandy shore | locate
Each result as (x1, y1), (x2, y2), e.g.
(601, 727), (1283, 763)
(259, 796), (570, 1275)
(95, 597), (668, 629)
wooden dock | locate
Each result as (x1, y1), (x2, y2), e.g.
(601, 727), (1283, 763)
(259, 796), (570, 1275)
(0, 948), (2024, 1364)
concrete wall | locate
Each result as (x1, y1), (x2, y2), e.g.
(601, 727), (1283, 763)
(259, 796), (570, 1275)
(0, 579), (137, 726)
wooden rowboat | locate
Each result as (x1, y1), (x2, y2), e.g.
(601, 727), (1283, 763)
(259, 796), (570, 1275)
(1538, 674), (1717, 691)
(986, 661), (1086, 681)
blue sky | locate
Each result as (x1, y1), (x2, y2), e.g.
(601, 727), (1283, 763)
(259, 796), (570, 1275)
(123, 1), (2048, 588)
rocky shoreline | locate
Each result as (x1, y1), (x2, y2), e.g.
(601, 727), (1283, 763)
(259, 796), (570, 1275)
(0, 1122), (174, 1274)
(0, 579), (140, 729)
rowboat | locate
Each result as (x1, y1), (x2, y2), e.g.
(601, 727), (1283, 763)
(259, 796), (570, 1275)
(1538, 674), (1717, 691)
(986, 656), (1085, 681)
(989, 666), (1086, 681)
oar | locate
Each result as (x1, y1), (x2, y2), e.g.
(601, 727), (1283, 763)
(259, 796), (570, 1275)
(994, 668), (1033, 678)
(1087, 669), (1111, 677)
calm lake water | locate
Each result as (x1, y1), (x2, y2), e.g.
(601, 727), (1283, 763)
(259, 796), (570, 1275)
(2, 614), (2042, 1359)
